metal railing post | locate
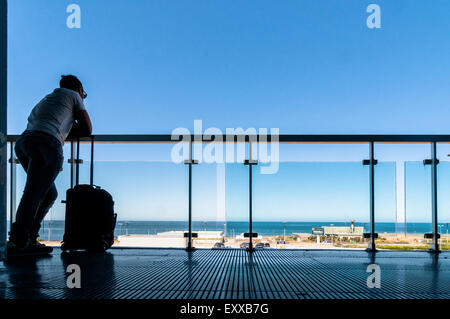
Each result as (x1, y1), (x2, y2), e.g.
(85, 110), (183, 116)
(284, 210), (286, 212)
(70, 140), (75, 188)
(370, 142), (376, 251)
(244, 141), (258, 252)
(249, 157), (253, 251)
(0, 0), (7, 261)
(9, 142), (17, 231)
(188, 144), (193, 251)
(184, 139), (198, 251)
(423, 142), (440, 252)
(430, 142), (440, 252)
(364, 141), (378, 252)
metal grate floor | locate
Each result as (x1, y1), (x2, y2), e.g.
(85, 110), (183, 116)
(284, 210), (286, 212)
(1, 248), (449, 299)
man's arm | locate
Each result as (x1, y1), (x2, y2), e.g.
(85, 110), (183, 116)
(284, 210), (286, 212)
(68, 110), (92, 138)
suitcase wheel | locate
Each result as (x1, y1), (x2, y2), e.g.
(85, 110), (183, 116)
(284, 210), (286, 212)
(86, 241), (108, 253)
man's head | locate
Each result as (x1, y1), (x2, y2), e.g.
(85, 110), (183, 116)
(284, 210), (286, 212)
(60, 75), (87, 99)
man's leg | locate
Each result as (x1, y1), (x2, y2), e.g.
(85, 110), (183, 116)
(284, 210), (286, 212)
(12, 159), (58, 246)
(28, 182), (58, 253)
(30, 183), (58, 242)
(9, 140), (30, 246)
(11, 136), (62, 247)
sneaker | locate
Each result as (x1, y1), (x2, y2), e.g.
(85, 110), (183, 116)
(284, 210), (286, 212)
(9, 222), (29, 248)
(7, 240), (53, 257)
(7, 240), (33, 257)
(30, 241), (53, 254)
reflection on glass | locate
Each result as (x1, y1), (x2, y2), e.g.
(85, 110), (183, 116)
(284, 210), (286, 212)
(249, 162), (371, 250)
(405, 162), (432, 250)
(192, 163), (227, 248)
(8, 141), (446, 250)
(374, 161), (432, 251)
(438, 162), (450, 250)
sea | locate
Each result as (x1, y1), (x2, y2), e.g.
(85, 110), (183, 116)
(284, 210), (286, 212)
(6, 220), (450, 241)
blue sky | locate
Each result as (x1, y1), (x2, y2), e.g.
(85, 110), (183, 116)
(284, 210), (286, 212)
(6, 1), (450, 223)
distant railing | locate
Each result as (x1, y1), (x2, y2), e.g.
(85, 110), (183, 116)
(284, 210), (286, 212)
(7, 134), (450, 143)
(6, 134), (450, 252)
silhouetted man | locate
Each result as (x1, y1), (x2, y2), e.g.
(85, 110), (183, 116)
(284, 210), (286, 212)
(8, 75), (92, 255)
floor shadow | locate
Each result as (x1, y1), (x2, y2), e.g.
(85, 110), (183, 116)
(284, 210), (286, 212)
(3, 255), (54, 299)
(427, 253), (440, 296)
(183, 251), (197, 298)
(60, 251), (116, 299)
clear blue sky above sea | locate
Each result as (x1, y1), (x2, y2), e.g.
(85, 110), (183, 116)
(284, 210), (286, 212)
(6, 1), (450, 223)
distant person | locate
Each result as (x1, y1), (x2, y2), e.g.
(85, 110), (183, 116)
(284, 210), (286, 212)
(8, 75), (92, 256)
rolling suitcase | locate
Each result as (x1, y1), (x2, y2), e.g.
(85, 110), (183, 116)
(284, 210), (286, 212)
(61, 136), (117, 252)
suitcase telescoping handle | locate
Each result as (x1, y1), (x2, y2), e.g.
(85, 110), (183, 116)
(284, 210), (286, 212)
(75, 136), (95, 187)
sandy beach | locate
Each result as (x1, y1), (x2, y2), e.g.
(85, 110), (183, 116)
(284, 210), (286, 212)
(40, 233), (450, 250)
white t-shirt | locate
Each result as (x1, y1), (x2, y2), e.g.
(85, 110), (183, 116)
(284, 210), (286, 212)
(26, 88), (86, 145)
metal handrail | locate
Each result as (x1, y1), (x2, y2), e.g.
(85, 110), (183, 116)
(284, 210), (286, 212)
(7, 134), (450, 143)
